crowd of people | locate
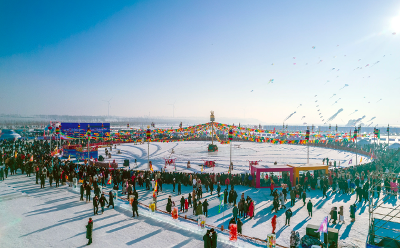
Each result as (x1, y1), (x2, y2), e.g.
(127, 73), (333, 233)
(1, 138), (399, 247)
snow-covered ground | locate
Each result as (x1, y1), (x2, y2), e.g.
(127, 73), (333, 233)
(0, 142), (375, 248)
(0, 175), (257, 248)
(100, 141), (369, 173)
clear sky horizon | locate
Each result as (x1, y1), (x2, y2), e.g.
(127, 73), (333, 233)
(1, 0), (399, 126)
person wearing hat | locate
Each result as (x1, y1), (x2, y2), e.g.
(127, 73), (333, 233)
(172, 178), (176, 192)
(203, 230), (211, 248)
(86, 218), (93, 245)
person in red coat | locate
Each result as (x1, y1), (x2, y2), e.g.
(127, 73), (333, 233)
(225, 178), (230, 190)
(270, 182), (275, 196)
(271, 215), (277, 234)
(248, 200), (254, 219)
(184, 199), (189, 212)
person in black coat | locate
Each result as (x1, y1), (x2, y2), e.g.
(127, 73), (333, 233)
(93, 196), (99, 215)
(302, 191), (307, 206)
(203, 199), (209, 217)
(40, 174), (45, 188)
(85, 184), (92, 202)
(80, 183), (85, 201)
(203, 230), (211, 248)
(132, 198), (139, 217)
(193, 197), (197, 215)
(217, 183), (221, 197)
(285, 208), (292, 226)
(271, 197), (279, 213)
(180, 196), (185, 212)
(99, 194), (108, 214)
(224, 189), (228, 204)
(107, 191), (114, 208)
(188, 193), (192, 207)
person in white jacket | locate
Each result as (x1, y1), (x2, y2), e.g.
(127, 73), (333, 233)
(279, 192), (286, 209)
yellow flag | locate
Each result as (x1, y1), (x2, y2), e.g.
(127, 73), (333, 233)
(360, 157), (362, 163)
(68, 155), (70, 161)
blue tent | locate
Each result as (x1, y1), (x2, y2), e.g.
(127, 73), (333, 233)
(0, 129), (22, 140)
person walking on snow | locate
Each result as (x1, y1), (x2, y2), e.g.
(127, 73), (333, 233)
(99, 194), (108, 214)
(203, 199), (209, 217)
(93, 195), (99, 215)
(180, 196), (185, 212)
(107, 191), (114, 209)
(285, 208), (292, 226)
(86, 218), (93, 245)
(279, 192), (286, 209)
(271, 215), (277, 234)
(132, 197), (139, 217)
(80, 183), (85, 201)
(232, 204), (238, 221)
(248, 200), (254, 219)
(302, 191), (307, 206)
(290, 189), (296, 206)
(307, 200), (313, 217)
(203, 230), (211, 248)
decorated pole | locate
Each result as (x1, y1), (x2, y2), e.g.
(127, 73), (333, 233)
(387, 124), (390, 147)
(306, 128), (310, 164)
(229, 129), (233, 172)
(208, 111), (218, 152)
(354, 127), (358, 166)
(146, 126), (151, 169)
(87, 124), (91, 160)
(56, 125), (61, 155)
(211, 111), (215, 145)
(48, 125), (53, 154)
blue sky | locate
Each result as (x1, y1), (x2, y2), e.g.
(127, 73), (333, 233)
(1, 0), (400, 126)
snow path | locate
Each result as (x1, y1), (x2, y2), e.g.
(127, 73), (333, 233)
(0, 175), (252, 248)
